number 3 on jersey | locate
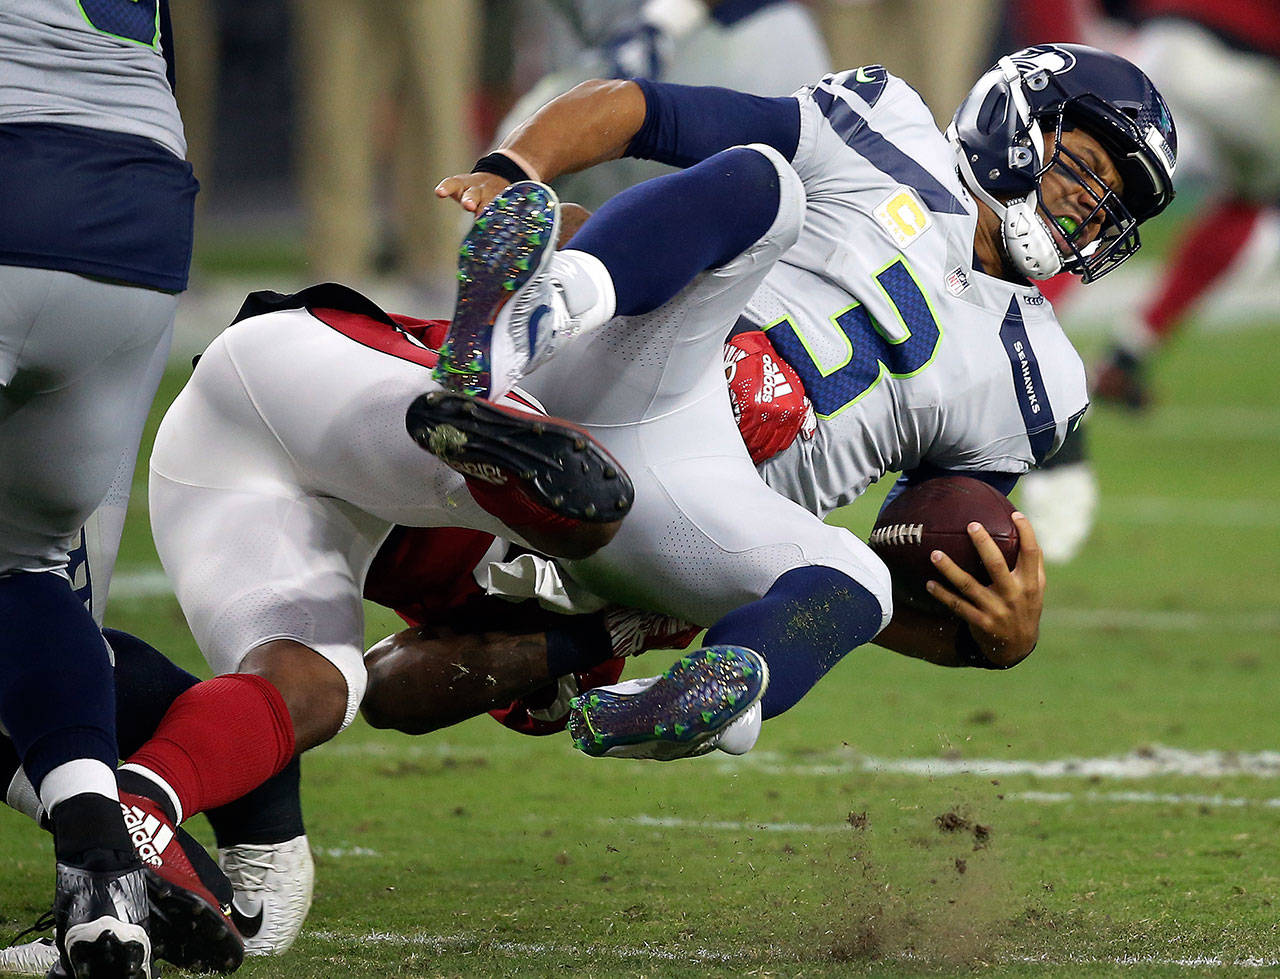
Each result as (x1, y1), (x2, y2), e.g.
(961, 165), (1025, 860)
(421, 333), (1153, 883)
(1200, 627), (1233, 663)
(763, 257), (942, 418)
(79, 0), (159, 46)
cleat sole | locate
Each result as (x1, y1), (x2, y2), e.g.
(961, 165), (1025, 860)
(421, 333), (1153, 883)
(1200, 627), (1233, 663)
(66, 928), (149, 979)
(567, 646), (768, 760)
(433, 182), (560, 397)
(145, 867), (244, 974)
(406, 390), (634, 523)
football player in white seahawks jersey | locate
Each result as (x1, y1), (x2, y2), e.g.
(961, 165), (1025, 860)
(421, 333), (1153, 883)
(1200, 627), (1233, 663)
(433, 43), (1177, 752)
(0, 2), (243, 976)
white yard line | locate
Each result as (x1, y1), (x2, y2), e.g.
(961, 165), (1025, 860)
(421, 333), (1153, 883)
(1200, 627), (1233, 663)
(306, 928), (1280, 969)
(1102, 496), (1280, 528)
(1006, 790), (1280, 809)
(306, 930), (748, 964)
(107, 569), (172, 599)
(1043, 606), (1280, 632)
(323, 741), (1280, 784)
(1124, 405), (1280, 441)
(593, 790), (1280, 837)
(718, 745), (1280, 779)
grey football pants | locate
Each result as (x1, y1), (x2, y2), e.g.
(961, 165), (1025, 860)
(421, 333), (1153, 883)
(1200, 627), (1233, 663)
(0, 265), (176, 576)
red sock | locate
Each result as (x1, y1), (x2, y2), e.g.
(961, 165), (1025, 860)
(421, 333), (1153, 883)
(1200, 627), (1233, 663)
(124, 674), (296, 821)
(1144, 198), (1261, 337)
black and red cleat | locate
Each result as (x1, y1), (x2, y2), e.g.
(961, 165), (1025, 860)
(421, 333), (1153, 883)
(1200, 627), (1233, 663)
(120, 792), (245, 974)
(406, 390), (633, 559)
(1091, 346), (1151, 411)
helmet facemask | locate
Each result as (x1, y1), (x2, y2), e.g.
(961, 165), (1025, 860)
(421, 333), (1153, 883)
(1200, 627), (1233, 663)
(1028, 110), (1141, 283)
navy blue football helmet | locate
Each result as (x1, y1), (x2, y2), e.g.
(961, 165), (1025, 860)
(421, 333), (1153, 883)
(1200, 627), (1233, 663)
(947, 44), (1177, 282)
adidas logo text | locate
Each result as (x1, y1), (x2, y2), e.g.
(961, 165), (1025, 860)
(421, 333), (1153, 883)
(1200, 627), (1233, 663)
(121, 803), (174, 868)
(453, 460), (508, 485)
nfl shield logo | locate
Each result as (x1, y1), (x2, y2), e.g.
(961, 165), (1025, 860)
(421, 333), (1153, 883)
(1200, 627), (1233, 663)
(945, 266), (970, 297)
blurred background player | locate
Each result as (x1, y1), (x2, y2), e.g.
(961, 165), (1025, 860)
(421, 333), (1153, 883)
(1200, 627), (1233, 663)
(492, 0), (830, 210)
(1010, 0), (1280, 563)
(0, 2), (246, 976)
(1091, 0), (1280, 406)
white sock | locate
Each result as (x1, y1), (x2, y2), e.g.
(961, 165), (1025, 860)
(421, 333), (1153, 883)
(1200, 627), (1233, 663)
(552, 250), (616, 331)
(6, 766), (46, 824)
(38, 759), (119, 815)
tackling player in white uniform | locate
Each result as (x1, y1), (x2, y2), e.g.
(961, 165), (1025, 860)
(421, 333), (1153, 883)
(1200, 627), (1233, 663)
(432, 43), (1177, 752)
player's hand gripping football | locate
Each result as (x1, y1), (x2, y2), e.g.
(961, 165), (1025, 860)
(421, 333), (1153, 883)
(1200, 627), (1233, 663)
(925, 512), (1044, 668)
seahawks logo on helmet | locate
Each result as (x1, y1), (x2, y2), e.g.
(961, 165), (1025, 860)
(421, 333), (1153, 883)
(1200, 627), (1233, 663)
(1008, 45), (1077, 77)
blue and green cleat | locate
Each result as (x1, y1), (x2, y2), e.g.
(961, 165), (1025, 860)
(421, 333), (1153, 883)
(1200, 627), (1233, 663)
(567, 646), (768, 760)
(432, 181), (562, 400)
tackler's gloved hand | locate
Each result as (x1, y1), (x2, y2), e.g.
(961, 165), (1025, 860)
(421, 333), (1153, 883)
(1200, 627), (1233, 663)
(724, 329), (816, 465)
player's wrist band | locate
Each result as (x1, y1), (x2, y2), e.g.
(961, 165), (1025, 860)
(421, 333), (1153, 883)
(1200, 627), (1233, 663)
(473, 151), (537, 184)
(955, 624), (1010, 670)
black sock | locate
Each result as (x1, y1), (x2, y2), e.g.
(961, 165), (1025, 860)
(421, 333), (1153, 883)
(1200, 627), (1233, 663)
(0, 734), (19, 793)
(104, 628), (200, 757)
(117, 768), (177, 823)
(51, 794), (136, 871)
(206, 756), (305, 849)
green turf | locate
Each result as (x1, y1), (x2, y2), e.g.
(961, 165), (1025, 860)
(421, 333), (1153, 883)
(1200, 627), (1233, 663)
(2, 294), (1278, 978)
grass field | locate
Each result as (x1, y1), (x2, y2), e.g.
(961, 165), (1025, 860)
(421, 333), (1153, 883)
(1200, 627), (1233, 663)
(2, 259), (1278, 977)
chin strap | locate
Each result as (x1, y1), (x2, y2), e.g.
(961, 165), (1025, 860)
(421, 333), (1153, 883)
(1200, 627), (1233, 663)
(1001, 200), (1063, 279)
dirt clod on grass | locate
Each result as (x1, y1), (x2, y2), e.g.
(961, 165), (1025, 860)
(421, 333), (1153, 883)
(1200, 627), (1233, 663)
(935, 807), (993, 850)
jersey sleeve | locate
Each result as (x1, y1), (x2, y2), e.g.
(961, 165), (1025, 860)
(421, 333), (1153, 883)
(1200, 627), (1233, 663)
(625, 77), (802, 167)
(786, 68), (964, 211)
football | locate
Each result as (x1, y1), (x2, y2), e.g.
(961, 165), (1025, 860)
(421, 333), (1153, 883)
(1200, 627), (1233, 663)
(868, 477), (1019, 599)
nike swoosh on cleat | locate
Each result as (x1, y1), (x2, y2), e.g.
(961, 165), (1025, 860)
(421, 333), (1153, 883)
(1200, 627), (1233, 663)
(229, 900), (264, 938)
